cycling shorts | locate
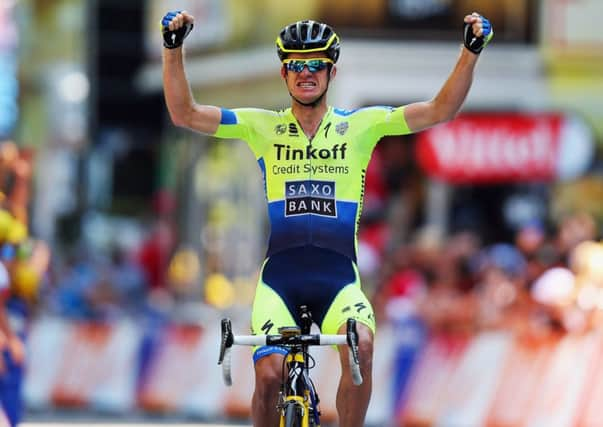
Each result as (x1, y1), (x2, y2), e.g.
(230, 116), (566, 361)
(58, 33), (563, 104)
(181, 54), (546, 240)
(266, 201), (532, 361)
(250, 245), (375, 363)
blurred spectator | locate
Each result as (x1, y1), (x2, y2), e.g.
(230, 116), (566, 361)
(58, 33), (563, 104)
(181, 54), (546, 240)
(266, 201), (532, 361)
(530, 266), (581, 333)
(137, 192), (177, 296)
(167, 245), (202, 300)
(373, 244), (427, 322)
(419, 250), (477, 334)
(97, 244), (147, 315)
(514, 220), (556, 287)
(50, 245), (104, 319)
(372, 224), (443, 319)
(49, 241), (149, 320)
(515, 220), (546, 257)
(472, 243), (528, 281)
(138, 219), (175, 292)
(380, 136), (424, 246)
(376, 226), (480, 334)
(556, 212), (597, 263)
(468, 243), (528, 331)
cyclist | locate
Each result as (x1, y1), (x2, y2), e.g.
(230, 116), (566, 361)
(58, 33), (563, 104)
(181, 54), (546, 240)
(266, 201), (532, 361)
(161, 12), (493, 427)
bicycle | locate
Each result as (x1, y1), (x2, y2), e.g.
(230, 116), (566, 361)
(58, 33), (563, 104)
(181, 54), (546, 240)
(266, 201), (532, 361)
(218, 305), (363, 427)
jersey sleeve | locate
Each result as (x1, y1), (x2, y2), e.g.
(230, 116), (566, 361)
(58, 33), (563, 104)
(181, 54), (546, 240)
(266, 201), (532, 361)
(345, 106), (413, 153)
(369, 106), (413, 138)
(213, 108), (275, 157)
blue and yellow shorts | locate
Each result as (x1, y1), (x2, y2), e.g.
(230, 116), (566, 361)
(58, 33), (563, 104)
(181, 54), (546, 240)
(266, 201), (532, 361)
(250, 245), (375, 363)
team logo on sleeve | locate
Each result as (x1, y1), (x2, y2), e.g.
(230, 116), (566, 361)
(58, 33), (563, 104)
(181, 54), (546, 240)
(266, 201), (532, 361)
(285, 180), (337, 217)
(336, 122), (349, 136)
(275, 124), (287, 135)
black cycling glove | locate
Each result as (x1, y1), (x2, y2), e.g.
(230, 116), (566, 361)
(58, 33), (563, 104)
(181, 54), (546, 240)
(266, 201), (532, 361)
(161, 11), (194, 49)
(463, 15), (494, 54)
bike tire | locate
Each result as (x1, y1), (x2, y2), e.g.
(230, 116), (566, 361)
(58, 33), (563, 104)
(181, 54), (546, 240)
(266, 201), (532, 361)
(284, 401), (303, 427)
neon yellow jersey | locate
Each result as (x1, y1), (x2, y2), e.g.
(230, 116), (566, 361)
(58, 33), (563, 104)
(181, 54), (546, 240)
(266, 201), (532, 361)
(214, 105), (413, 261)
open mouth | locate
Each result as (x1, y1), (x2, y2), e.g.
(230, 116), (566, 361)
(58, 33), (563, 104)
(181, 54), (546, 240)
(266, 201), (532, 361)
(297, 82), (317, 88)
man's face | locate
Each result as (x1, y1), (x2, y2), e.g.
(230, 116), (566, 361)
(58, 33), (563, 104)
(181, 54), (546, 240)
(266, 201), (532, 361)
(281, 52), (336, 105)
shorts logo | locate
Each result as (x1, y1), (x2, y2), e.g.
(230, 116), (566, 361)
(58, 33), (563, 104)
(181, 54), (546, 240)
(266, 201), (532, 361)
(261, 319), (274, 334)
(342, 302), (367, 314)
(275, 124), (287, 135)
(285, 180), (337, 217)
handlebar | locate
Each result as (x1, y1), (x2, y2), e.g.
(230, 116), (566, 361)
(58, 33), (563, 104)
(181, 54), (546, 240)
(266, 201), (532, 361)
(218, 318), (363, 386)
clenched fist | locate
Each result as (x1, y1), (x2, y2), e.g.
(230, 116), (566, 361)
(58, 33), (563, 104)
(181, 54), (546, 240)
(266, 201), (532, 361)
(463, 12), (494, 54)
(161, 10), (194, 49)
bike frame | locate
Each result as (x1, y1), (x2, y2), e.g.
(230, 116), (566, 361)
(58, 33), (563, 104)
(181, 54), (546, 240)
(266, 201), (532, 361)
(278, 308), (321, 426)
(278, 342), (316, 426)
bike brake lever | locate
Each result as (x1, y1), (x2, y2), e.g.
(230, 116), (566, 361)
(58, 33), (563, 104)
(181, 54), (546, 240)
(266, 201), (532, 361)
(346, 318), (360, 365)
(218, 318), (234, 364)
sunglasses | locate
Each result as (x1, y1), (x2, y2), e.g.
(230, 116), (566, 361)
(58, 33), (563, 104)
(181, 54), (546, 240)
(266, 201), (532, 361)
(282, 58), (333, 73)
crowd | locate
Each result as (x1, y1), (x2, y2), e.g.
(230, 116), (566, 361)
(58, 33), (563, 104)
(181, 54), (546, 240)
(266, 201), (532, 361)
(41, 202), (178, 322)
(360, 137), (603, 340)
(371, 213), (601, 334)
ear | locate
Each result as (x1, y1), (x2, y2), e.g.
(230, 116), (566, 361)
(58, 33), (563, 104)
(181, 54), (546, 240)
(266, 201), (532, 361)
(330, 65), (337, 80)
(280, 65), (288, 79)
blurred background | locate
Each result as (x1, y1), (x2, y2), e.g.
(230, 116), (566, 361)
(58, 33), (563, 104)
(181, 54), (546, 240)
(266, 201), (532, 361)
(1, 0), (603, 426)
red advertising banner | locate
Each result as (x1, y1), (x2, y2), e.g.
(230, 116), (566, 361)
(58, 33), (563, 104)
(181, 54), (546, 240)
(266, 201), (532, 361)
(576, 330), (603, 427)
(138, 325), (205, 412)
(23, 315), (603, 425)
(399, 333), (470, 426)
(50, 321), (139, 410)
(522, 333), (601, 427)
(416, 113), (593, 184)
(485, 335), (559, 427)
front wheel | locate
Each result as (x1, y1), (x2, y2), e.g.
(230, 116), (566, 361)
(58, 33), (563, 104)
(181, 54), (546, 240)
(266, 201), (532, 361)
(284, 401), (304, 427)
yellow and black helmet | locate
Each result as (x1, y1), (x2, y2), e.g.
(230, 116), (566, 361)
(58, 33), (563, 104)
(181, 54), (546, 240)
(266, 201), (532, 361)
(276, 20), (340, 63)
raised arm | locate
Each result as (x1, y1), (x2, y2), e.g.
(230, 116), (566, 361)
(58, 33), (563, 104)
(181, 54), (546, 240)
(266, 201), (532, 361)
(161, 11), (221, 134)
(404, 12), (493, 133)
